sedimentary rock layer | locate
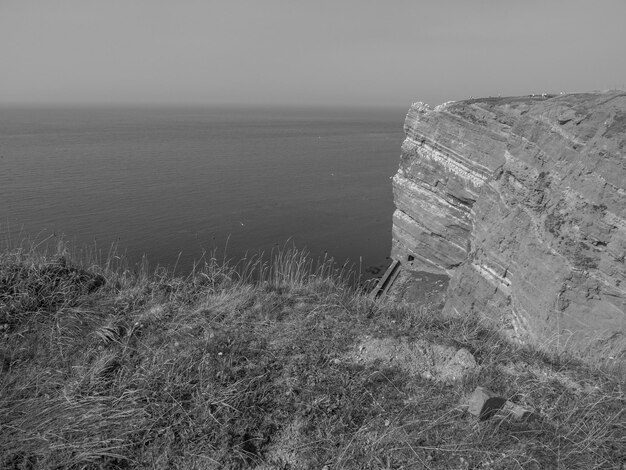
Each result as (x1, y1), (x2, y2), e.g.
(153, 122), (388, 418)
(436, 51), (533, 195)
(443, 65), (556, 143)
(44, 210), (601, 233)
(391, 92), (626, 354)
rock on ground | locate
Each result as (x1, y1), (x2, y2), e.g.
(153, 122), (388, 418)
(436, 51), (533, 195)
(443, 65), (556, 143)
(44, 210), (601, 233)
(347, 335), (479, 383)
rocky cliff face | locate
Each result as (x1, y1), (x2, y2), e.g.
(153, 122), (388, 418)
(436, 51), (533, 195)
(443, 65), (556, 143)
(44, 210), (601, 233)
(391, 92), (626, 356)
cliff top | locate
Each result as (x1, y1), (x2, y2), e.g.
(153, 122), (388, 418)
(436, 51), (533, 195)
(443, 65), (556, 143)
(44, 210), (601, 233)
(416, 91), (626, 145)
(2, 240), (625, 468)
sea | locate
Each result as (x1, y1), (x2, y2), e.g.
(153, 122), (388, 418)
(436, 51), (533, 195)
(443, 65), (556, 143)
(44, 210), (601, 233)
(0, 105), (406, 277)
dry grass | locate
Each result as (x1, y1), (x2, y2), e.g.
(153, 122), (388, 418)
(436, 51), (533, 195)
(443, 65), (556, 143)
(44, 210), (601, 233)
(1, 237), (624, 469)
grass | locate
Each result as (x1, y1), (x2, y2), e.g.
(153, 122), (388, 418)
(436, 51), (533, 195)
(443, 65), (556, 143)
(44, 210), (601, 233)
(1, 237), (624, 469)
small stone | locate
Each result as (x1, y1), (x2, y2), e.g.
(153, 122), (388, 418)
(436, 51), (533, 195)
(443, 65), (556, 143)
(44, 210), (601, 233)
(502, 400), (532, 420)
(468, 387), (506, 420)
(438, 348), (478, 382)
(468, 386), (532, 421)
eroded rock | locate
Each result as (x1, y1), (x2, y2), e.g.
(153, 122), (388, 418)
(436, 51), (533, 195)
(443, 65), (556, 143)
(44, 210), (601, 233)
(390, 92), (626, 357)
(347, 335), (479, 383)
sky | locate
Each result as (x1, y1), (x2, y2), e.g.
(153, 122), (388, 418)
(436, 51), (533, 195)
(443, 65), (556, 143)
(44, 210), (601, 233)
(1, 0), (625, 108)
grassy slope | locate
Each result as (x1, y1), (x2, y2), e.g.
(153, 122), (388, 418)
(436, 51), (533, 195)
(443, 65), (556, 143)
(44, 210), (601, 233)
(1, 242), (624, 469)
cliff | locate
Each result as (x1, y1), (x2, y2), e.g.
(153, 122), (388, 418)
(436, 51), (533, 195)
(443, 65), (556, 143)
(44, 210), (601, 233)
(390, 92), (626, 356)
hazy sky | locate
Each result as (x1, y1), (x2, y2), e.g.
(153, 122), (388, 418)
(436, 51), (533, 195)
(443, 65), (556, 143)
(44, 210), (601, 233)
(1, 0), (625, 108)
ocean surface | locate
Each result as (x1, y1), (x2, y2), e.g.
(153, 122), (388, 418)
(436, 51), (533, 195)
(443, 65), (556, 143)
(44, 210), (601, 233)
(0, 105), (406, 276)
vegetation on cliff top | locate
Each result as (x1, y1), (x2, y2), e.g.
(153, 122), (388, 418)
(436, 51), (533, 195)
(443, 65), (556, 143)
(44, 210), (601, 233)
(1, 237), (624, 469)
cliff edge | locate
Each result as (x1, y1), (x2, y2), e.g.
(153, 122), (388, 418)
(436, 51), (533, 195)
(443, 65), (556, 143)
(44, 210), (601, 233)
(390, 91), (626, 357)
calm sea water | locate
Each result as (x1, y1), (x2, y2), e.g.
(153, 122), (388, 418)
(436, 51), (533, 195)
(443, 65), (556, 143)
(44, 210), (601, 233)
(0, 106), (405, 275)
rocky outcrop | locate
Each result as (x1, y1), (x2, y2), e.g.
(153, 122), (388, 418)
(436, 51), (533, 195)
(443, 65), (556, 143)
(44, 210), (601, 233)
(348, 335), (479, 383)
(390, 92), (626, 356)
